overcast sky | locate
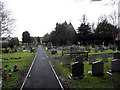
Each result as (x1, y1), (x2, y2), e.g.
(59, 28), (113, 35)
(3, 0), (119, 41)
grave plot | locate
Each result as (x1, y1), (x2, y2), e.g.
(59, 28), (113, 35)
(91, 60), (104, 76)
(88, 55), (96, 64)
(61, 56), (71, 67)
(102, 54), (108, 62)
(69, 62), (86, 79)
(107, 59), (120, 74)
(2, 48), (37, 89)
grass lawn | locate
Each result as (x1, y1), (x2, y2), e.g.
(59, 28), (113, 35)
(52, 58), (120, 88)
(1, 47), (37, 89)
(43, 46), (120, 88)
(43, 45), (120, 58)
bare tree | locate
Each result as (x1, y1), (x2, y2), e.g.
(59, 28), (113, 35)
(0, 1), (15, 37)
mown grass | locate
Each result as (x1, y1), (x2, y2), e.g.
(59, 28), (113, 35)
(1, 47), (37, 89)
(52, 58), (120, 88)
(43, 45), (120, 58)
(43, 46), (120, 88)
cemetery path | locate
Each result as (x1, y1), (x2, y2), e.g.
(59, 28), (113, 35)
(21, 45), (62, 89)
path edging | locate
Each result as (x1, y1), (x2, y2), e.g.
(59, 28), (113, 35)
(20, 48), (38, 90)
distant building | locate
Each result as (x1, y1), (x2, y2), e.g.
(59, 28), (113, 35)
(115, 31), (120, 40)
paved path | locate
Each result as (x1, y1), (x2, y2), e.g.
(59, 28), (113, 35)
(22, 45), (62, 89)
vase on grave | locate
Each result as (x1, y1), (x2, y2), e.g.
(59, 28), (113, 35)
(111, 59), (120, 73)
(92, 60), (104, 76)
(114, 52), (120, 59)
(72, 62), (84, 77)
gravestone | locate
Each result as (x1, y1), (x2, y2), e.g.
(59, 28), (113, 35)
(111, 59), (120, 73)
(62, 56), (71, 67)
(92, 60), (104, 76)
(51, 50), (57, 55)
(114, 52), (120, 59)
(102, 54), (108, 62)
(19, 49), (23, 52)
(108, 53), (113, 58)
(94, 47), (99, 52)
(30, 48), (34, 53)
(79, 48), (84, 52)
(88, 55), (96, 64)
(72, 62), (84, 77)
(117, 45), (120, 51)
(100, 45), (104, 52)
(75, 55), (83, 64)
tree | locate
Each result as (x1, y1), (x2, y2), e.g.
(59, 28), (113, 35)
(0, 1), (15, 37)
(95, 19), (118, 44)
(49, 21), (77, 46)
(42, 33), (50, 44)
(22, 31), (31, 43)
(37, 36), (40, 43)
(77, 15), (91, 45)
(8, 37), (19, 49)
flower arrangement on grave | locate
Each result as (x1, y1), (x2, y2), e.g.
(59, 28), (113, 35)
(13, 65), (19, 72)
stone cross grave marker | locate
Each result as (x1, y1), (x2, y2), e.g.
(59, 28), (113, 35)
(92, 60), (104, 76)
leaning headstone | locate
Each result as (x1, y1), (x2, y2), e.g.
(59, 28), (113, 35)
(92, 60), (104, 76)
(102, 54), (108, 62)
(88, 55), (96, 64)
(71, 62), (84, 78)
(111, 59), (120, 73)
(114, 52), (120, 59)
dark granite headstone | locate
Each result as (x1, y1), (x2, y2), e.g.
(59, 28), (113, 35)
(92, 60), (104, 76)
(111, 59), (120, 73)
(72, 62), (84, 77)
(51, 50), (57, 55)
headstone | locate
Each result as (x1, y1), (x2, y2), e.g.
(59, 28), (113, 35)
(114, 52), (120, 59)
(92, 60), (104, 76)
(79, 48), (84, 52)
(100, 45), (104, 52)
(51, 50), (57, 55)
(88, 55), (96, 64)
(94, 47), (99, 52)
(19, 49), (23, 52)
(72, 62), (84, 77)
(108, 53), (113, 58)
(117, 45), (120, 51)
(75, 55), (83, 64)
(111, 59), (120, 73)
(102, 54), (108, 62)
(62, 56), (71, 67)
